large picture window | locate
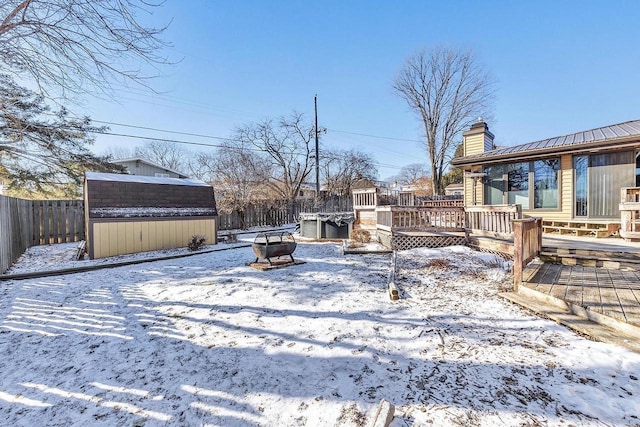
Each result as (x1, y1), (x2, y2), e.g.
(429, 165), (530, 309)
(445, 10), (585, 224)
(534, 159), (559, 209)
(483, 158), (560, 210)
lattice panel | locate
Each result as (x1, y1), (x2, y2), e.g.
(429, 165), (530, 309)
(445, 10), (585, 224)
(391, 235), (465, 251)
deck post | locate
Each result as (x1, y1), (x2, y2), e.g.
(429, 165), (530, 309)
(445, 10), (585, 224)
(512, 219), (524, 291)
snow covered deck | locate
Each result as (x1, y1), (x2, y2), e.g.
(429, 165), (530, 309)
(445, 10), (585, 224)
(521, 255), (640, 333)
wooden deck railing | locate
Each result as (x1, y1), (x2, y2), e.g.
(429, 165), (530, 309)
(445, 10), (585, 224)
(512, 217), (543, 290)
(465, 204), (522, 237)
(421, 199), (464, 208)
(376, 205), (465, 232)
(620, 187), (640, 241)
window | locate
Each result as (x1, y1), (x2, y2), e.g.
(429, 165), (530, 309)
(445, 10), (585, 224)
(507, 162), (530, 209)
(483, 165), (505, 205)
(155, 173), (171, 178)
(533, 159), (559, 209)
(574, 155), (588, 216)
(483, 159), (560, 209)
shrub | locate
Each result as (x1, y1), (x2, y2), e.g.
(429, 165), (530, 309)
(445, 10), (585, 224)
(188, 234), (206, 251)
(350, 229), (371, 244)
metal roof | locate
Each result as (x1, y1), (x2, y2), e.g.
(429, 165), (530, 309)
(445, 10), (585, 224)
(452, 119), (640, 165)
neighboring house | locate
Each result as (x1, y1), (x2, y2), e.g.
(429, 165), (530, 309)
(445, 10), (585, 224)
(112, 157), (189, 179)
(452, 119), (640, 236)
(297, 182), (318, 200)
(444, 183), (463, 196)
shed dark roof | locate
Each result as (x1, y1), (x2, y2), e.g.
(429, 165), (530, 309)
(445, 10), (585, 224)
(452, 119), (640, 166)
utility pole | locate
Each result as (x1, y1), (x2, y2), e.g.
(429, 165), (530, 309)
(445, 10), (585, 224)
(314, 94), (320, 200)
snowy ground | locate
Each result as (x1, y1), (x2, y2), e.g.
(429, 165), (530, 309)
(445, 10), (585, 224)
(1, 236), (639, 426)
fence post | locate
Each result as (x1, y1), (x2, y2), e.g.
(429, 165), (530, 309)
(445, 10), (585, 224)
(512, 219), (524, 291)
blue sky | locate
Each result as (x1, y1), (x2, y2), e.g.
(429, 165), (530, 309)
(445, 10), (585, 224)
(87, 0), (640, 180)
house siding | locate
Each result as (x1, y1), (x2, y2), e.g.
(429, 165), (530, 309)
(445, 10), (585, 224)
(116, 160), (182, 178)
(559, 154), (573, 221)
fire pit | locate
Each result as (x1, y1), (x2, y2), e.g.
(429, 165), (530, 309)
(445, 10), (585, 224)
(252, 231), (297, 265)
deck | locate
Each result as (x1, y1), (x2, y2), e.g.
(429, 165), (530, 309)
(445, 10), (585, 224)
(521, 261), (640, 329)
(519, 235), (640, 331)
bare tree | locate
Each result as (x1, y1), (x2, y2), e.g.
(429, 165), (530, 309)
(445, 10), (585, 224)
(102, 145), (135, 161)
(191, 148), (270, 216)
(398, 163), (430, 184)
(442, 143), (464, 188)
(135, 140), (189, 173)
(235, 113), (315, 204)
(321, 148), (377, 197)
(0, 0), (170, 98)
(394, 47), (495, 194)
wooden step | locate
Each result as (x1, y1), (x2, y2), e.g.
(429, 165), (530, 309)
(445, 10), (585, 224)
(542, 221), (620, 238)
(539, 248), (640, 270)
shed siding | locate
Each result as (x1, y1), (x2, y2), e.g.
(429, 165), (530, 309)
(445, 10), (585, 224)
(91, 218), (215, 258)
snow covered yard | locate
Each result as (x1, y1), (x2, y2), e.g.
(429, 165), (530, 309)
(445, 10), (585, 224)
(0, 241), (639, 426)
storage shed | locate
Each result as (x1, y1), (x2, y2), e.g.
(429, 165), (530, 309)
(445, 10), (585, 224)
(84, 172), (217, 259)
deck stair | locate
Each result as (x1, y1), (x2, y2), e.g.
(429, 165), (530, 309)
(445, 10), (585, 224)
(542, 220), (619, 238)
(539, 246), (640, 270)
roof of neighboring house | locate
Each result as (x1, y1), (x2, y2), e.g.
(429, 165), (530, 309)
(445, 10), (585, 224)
(445, 183), (464, 189)
(85, 172), (210, 187)
(452, 119), (640, 166)
(112, 157), (189, 178)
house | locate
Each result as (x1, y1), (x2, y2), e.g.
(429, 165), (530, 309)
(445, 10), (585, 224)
(451, 119), (640, 237)
(112, 157), (189, 179)
(444, 183), (463, 196)
(296, 182), (318, 200)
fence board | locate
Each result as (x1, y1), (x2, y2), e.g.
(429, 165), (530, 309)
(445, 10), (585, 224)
(1, 195), (33, 274)
(216, 197), (352, 231)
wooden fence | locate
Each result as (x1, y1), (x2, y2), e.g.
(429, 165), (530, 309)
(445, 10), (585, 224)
(217, 197), (352, 231)
(0, 195), (33, 274)
(1, 196), (85, 274)
(32, 199), (85, 245)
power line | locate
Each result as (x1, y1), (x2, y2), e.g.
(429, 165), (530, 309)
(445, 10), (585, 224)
(95, 130), (408, 171)
(32, 109), (415, 171)
(328, 128), (424, 144)
(92, 120), (232, 141)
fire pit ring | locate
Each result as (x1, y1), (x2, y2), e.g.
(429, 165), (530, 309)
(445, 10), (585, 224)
(252, 231), (297, 265)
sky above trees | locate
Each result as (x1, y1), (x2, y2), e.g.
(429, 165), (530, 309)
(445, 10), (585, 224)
(86, 0), (640, 180)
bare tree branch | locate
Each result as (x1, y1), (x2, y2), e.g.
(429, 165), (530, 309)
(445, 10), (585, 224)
(394, 47), (495, 194)
(0, 0), (171, 99)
